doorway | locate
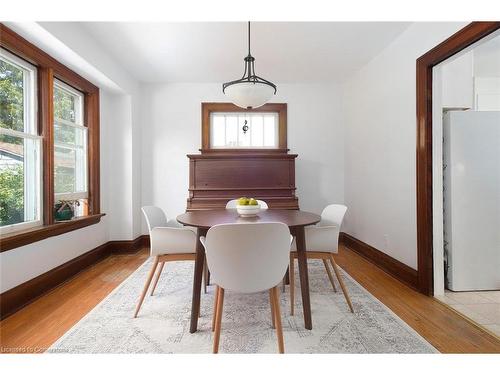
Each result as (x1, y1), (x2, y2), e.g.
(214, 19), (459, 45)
(416, 22), (500, 338)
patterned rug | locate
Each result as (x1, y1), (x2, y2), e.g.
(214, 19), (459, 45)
(49, 259), (437, 353)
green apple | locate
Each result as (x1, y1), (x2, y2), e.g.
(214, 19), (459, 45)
(238, 197), (249, 205)
(248, 198), (258, 206)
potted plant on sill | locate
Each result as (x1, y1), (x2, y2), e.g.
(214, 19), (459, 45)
(54, 200), (80, 221)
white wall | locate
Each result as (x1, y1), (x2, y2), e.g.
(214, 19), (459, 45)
(342, 22), (467, 269)
(140, 83), (344, 230)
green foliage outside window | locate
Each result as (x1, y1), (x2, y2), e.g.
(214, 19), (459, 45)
(0, 59), (24, 145)
(1, 58), (81, 227)
(1, 58), (25, 226)
(0, 164), (24, 225)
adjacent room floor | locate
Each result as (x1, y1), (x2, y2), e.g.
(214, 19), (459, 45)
(435, 290), (500, 338)
(1, 246), (499, 353)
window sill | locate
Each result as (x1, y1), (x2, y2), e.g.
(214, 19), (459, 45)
(0, 213), (105, 253)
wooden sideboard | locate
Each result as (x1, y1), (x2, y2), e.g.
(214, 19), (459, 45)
(186, 152), (299, 210)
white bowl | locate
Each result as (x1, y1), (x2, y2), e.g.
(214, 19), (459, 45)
(236, 204), (261, 217)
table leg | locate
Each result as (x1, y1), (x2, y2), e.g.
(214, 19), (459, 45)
(190, 227), (207, 333)
(295, 226), (312, 330)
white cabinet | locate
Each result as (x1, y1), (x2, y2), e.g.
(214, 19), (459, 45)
(443, 111), (500, 291)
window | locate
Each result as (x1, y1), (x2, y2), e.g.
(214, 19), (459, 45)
(201, 103), (287, 151)
(54, 81), (88, 217)
(210, 112), (278, 149)
(0, 48), (41, 234)
(0, 24), (102, 252)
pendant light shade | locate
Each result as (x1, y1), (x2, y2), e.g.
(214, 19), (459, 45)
(223, 22), (276, 109)
(223, 81), (276, 109)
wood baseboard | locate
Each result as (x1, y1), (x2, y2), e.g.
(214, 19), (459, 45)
(340, 232), (418, 290)
(1, 232), (416, 320)
(108, 235), (149, 254)
(0, 234), (149, 320)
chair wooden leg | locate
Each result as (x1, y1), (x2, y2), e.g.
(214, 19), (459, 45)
(133, 256), (159, 318)
(150, 261), (165, 296)
(212, 285), (220, 332)
(269, 289), (276, 329)
(289, 254), (295, 315)
(203, 258), (208, 294)
(322, 259), (337, 292)
(271, 286), (285, 354)
(213, 286), (225, 354)
(329, 254), (354, 313)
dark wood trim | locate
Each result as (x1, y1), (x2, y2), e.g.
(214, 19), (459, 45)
(187, 152), (297, 160)
(38, 67), (55, 225)
(0, 242), (109, 320)
(0, 234), (150, 320)
(415, 22), (500, 295)
(0, 23), (102, 248)
(108, 235), (149, 254)
(0, 214), (105, 252)
(201, 102), (287, 151)
(0, 24), (98, 93)
(86, 90), (101, 215)
(340, 232), (418, 290)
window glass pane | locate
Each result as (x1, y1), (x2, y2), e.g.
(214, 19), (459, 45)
(211, 115), (225, 147)
(0, 134), (39, 226)
(0, 57), (25, 132)
(264, 115), (277, 147)
(250, 116), (264, 147)
(225, 116), (238, 147)
(238, 115), (251, 147)
(53, 81), (87, 207)
(210, 112), (279, 149)
(54, 146), (76, 194)
(54, 85), (77, 123)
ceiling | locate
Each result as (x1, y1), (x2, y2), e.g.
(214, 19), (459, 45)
(79, 22), (411, 84)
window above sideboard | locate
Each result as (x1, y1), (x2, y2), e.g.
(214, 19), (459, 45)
(201, 102), (287, 153)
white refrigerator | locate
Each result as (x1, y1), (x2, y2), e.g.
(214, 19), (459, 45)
(443, 110), (500, 291)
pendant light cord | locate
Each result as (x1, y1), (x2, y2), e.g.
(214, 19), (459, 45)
(248, 21), (251, 56)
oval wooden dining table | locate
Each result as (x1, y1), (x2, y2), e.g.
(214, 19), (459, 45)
(177, 209), (321, 333)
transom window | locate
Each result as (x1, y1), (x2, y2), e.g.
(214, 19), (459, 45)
(201, 103), (287, 151)
(210, 112), (279, 149)
(0, 48), (41, 234)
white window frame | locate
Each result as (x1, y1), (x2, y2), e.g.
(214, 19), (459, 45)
(210, 112), (279, 149)
(53, 79), (88, 202)
(0, 48), (42, 235)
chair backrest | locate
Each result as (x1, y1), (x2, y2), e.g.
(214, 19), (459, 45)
(142, 206), (168, 233)
(319, 204), (347, 228)
(225, 199), (269, 209)
(204, 223), (290, 293)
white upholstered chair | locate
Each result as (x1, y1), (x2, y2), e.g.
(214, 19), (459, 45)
(134, 206), (198, 318)
(225, 199), (269, 209)
(289, 204), (353, 314)
(201, 222), (290, 353)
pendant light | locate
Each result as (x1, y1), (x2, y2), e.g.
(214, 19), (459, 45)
(223, 21), (277, 109)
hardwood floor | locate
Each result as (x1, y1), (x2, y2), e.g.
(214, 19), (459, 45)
(0, 250), (148, 353)
(1, 245), (499, 353)
(335, 246), (500, 353)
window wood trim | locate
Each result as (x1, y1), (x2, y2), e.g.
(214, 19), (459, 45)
(201, 102), (288, 153)
(0, 24), (103, 252)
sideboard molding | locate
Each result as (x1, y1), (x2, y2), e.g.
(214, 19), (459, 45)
(186, 152), (299, 210)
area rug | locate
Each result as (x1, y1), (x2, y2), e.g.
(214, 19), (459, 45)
(48, 259), (437, 353)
